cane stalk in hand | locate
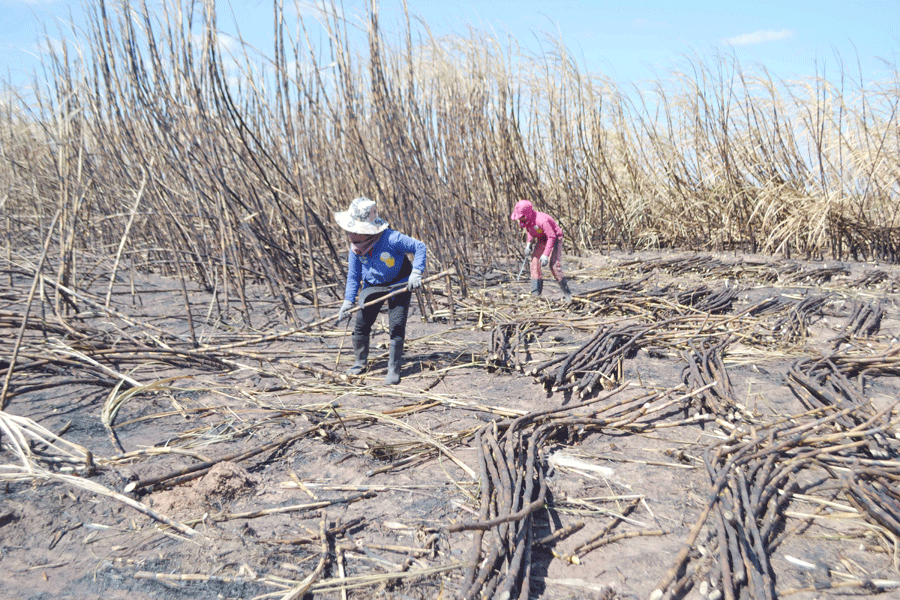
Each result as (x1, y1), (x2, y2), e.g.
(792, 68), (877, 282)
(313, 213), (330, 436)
(195, 268), (455, 353)
(341, 269), (451, 323)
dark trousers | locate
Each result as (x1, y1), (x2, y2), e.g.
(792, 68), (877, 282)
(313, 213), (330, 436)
(352, 289), (411, 340)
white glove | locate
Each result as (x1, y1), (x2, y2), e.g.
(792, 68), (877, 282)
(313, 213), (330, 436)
(338, 299), (353, 322)
(540, 255), (549, 267)
(524, 240), (533, 255)
(408, 268), (423, 290)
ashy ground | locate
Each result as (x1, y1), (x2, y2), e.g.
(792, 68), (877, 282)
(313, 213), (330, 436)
(2, 249), (900, 600)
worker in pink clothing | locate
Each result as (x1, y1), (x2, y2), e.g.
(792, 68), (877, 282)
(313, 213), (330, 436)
(510, 199), (572, 301)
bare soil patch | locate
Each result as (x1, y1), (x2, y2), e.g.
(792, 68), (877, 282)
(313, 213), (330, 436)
(3, 249), (900, 600)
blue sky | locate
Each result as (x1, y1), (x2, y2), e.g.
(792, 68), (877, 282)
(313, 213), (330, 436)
(1, 0), (898, 95)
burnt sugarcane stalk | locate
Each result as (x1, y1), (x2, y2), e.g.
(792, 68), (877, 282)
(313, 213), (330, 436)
(697, 287), (739, 313)
(733, 469), (775, 600)
(499, 423), (534, 597)
(573, 326), (645, 394)
(854, 299), (884, 336)
(761, 480), (801, 552)
(789, 358), (897, 457)
(549, 325), (645, 394)
(772, 294), (829, 341)
(528, 325), (607, 379)
(711, 508), (737, 600)
(846, 479), (900, 535)
(562, 325), (635, 381)
(456, 419), (552, 599)
(459, 425), (517, 599)
(703, 451), (745, 597)
(502, 425), (548, 598)
(653, 437), (764, 600)
(462, 430), (492, 590)
(534, 520), (585, 546)
(832, 299), (883, 342)
(489, 323), (514, 367)
(682, 346), (717, 413)
(682, 337), (736, 416)
(515, 322), (525, 371)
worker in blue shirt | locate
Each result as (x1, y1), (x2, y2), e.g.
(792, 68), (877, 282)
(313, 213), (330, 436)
(335, 197), (426, 385)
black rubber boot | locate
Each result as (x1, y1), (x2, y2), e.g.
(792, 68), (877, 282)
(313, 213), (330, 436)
(347, 334), (369, 375)
(530, 279), (543, 296)
(558, 278), (572, 301)
(384, 337), (404, 385)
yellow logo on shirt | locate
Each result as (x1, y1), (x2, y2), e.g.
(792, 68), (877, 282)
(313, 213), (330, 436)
(535, 227), (544, 235)
(380, 252), (395, 267)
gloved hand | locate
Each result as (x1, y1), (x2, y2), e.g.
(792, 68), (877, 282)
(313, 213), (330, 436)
(540, 255), (549, 267)
(523, 240), (533, 255)
(408, 268), (423, 290)
(338, 299), (353, 322)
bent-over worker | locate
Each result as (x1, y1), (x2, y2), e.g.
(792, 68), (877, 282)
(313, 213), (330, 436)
(335, 196), (426, 385)
(511, 199), (572, 301)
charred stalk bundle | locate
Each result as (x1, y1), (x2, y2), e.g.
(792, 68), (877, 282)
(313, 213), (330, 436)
(676, 285), (714, 309)
(689, 444), (791, 600)
(577, 278), (653, 301)
(843, 476), (900, 537)
(527, 324), (645, 397)
(657, 404), (898, 600)
(786, 265), (851, 285)
(621, 256), (790, 286)
(451, 386), (636, 600)
(569, 277), (737, 321)
(680, 338), (737, 417)
(736, 261), (782, 283)
(673, 285), (739, 315)
(773, 262), (802, 280)
(823, 345), (900, 378)
(770, 294), (829, 343)
(849, 270), (890, 288)
(830, 299), (884, 344)
(452, 422), (547, 600)
(571, 277), (657, 317)
(488, 321), (541, 371)
(787, 357), (899, 458)
(626, 255), (730, 276)
(743, 296), (791, 317)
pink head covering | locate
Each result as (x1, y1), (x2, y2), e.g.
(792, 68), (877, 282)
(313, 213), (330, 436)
(510, 199), (536, 228)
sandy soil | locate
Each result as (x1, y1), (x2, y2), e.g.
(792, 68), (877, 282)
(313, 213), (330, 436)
(2, 249), (900, 600)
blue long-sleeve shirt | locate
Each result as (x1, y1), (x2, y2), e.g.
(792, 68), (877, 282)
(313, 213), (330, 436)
(343, 229), (427, 303)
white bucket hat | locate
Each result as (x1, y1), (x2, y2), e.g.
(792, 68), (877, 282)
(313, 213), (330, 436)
(334, 196), (389, 235)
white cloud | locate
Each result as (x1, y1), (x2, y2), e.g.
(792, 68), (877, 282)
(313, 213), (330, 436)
(724, 29), (793, 46)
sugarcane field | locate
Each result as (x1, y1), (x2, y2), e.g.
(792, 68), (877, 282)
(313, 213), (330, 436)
(2, 2), (900, 600)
